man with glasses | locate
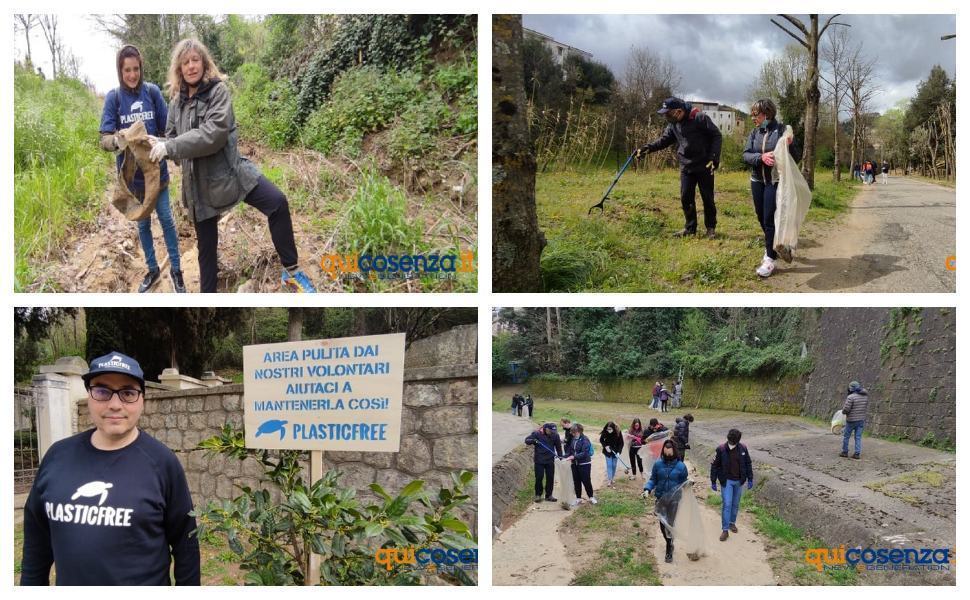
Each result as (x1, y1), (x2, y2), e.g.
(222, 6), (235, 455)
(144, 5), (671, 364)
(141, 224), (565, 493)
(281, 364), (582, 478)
(20, 352), (200, 585)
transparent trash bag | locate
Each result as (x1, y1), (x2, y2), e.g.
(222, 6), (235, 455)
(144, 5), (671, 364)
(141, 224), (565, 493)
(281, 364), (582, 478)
(655, 480), (708, 561)
(555, 458), (577, 510)
(831, 409), (846, 435)
(642, 430), (670, 474)
(773, 125), (812, 262)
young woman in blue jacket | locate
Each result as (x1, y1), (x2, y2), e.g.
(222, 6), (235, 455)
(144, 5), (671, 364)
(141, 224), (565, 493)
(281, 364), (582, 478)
(644, 439), (688, 562)
(99, 45), (184, 293)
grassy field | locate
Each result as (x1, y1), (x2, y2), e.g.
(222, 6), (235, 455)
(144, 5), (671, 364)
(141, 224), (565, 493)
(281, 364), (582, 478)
(536, 166), (859, 291)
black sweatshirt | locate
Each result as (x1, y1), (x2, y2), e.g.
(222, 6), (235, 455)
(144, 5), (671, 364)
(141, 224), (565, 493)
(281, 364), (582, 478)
(21, 429), (200, 585)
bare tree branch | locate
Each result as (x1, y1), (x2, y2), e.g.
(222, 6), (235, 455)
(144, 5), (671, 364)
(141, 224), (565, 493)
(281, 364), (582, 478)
(771, 18), (809, 49)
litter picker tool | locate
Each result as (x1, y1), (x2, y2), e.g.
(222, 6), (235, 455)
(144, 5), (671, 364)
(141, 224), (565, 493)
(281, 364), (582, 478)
(588, 151), (636, 214)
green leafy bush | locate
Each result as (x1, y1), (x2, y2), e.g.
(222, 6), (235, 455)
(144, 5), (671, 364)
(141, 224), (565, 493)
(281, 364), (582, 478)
(194, 425), (476, 585)
(232, 63), (299, 149)
(388, 94), (451, 160)
(299, 67), (422, 157)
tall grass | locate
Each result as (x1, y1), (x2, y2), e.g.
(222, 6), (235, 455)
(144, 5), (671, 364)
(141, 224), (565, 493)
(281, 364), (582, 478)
(344, 170), (421, 255)
(14, 65), (112, 291)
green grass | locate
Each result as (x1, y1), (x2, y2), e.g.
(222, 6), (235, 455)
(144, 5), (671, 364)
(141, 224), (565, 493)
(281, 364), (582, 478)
(14, 65), (113, 291)
(536, 166), (859, 291)
(567, 482), (662, 585)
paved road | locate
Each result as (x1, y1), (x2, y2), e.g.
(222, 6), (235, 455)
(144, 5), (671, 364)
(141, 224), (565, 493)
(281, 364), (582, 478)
(492, 410), (541, 466)
(770, 176), (955, 292)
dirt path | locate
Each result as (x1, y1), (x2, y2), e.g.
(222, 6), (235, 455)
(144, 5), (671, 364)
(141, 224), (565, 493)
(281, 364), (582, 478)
(492, 421), (608, 585)
(769, 176), (955, 292)
(493, 415), (776, 585)
(647, 460), (776, 585)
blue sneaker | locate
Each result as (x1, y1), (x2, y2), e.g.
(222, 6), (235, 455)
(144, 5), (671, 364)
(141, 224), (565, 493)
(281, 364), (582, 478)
(281, 269), (317, 293)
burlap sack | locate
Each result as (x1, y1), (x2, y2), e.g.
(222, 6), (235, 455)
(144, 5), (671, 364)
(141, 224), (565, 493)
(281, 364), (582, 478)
(111, 119), (161, 222)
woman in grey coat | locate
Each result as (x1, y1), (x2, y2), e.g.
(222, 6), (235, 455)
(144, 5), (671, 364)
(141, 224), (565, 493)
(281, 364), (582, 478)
(147, 38), (316, 293)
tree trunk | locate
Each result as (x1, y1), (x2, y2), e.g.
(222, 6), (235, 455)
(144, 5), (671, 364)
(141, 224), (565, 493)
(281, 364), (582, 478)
(832, 95), (841, 181)
(288, 308), (304, 342)
(801, 15), (820, 190)
(492, 14), (546, 292)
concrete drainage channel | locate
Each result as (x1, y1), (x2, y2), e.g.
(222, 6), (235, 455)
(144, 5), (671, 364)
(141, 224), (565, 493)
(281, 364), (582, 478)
(688, 433), (955, 586)
(491, 446), (533, 535)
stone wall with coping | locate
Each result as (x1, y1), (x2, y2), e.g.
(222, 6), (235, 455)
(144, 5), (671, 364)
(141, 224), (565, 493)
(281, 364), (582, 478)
(76, 325), (479, 530)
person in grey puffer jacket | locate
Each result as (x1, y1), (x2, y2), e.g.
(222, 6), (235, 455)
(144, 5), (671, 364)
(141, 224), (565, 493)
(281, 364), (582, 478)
(840, 381), (869, 459)
(742, 98), (803, 279)
(148, 38), (316, 293)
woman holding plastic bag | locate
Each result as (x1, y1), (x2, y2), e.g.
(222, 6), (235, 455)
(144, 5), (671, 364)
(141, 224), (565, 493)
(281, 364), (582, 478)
(742, 98), (806, 278)
(643, 439), (689, 563)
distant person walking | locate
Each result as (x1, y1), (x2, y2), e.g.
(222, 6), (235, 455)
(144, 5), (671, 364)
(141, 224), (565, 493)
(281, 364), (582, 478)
(525, 423), (563, 502)
(627, 418), (646, 479)
(673, 380), (683, 408)
(659, 385), (670, 413)
(525, 394), (534, 417)
(564, 423), (596, 505)
(643, 439), (689, 563)
(881, 161), (890, 185)
(852, 163), (862, 181)
(651, 381), (661, 410)
(673, 414), (694, 460)
(839, 381), (869, 459)
(599, 421), (625, 488)
(710, 428), (754, 541)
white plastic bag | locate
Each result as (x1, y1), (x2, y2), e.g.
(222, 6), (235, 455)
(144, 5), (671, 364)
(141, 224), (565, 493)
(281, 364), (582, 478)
(773, 125), (812, 261)
(555, 458), (577, 510)
(831, 409), (846, 435)
(655, 480), (708, 560)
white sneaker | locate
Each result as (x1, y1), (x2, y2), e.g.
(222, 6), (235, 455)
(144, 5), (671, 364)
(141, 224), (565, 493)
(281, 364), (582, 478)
(570, 499), (580, 507)
(590, 497), (598, 505)
(756, 255), (776, 278)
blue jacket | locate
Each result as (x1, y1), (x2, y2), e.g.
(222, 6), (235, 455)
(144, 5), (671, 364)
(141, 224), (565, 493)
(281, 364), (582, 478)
(100, 83), (170, 191)
(645, 457), (688, 499)
(710, 442), (754, 486)
(565, 434), (593, 465)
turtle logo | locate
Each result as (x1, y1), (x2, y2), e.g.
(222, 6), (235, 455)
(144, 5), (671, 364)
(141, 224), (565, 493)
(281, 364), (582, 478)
(71, 481), (114, 506)
(130, 101), (144, 112)
(255, 419), (288, 441)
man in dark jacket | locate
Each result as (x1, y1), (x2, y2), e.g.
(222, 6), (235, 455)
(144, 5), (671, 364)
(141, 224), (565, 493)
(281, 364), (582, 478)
(840, 381), (869, 459)
(525, 423), (563, 502)
(636, 97), (723, 239)
(710, 428), (753, 541)
(673, 414), (694, 460)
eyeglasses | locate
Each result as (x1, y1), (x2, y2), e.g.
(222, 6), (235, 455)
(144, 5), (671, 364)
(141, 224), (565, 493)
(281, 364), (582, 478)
(88, 385), (142, 404)
(751, 111), (762, 117)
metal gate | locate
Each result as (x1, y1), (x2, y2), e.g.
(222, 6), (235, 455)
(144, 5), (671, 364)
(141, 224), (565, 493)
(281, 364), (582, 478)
(14, 386), (39, 493)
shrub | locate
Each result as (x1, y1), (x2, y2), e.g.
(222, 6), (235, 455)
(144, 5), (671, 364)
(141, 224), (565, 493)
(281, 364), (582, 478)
(388, 94), (451, 160)
(232, 63), (298, 149)
(299, 67), (422, 157)
(195, 425), (477, 585)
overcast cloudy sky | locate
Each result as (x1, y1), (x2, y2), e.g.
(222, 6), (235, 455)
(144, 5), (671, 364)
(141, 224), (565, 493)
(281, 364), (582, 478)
(523, 14), (955, 114)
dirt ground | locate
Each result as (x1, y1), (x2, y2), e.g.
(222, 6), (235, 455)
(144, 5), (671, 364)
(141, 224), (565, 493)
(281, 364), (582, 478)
(492, 412), (776, 585)
(768, 176), (955, 292)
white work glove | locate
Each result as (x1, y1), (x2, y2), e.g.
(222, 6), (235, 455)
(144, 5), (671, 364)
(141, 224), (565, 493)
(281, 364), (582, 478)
(641, 489), (651, 498)
(149, 141), (169, 163)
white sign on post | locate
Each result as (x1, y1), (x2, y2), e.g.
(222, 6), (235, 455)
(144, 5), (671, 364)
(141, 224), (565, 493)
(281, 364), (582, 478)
(243, 332), (406, 452)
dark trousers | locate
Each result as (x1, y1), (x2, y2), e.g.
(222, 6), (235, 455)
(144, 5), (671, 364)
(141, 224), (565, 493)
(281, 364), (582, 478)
(751, 180), (779, 260)
(629, 446), (644, 475)
(534, 462), (554, 497)
(194, 175), (299, 292)
(527, 405), (533, 417)
(680, 169), (717, 232)
(661, 399), (668, 413)
(660, 522), (673, 541)
(571, 462), (594, 499)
